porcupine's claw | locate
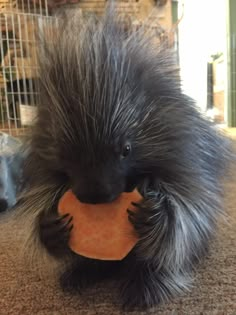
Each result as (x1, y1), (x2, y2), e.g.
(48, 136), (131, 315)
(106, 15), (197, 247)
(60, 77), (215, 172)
(127, 201), (143, 223)
(38, 211), (73, 258)
(127, 209), (135, 222)
(127, 208), (141, 229)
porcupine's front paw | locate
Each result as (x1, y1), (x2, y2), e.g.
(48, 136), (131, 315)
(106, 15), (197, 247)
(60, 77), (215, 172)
(38, 211), (73, 258)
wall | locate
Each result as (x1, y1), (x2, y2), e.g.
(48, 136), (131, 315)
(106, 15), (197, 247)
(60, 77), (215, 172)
(227, 0), (236, 127)
(178, 0), (227, 114)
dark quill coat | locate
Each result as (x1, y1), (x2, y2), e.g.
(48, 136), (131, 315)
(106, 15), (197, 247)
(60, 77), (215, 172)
(15, 9), (231, 310)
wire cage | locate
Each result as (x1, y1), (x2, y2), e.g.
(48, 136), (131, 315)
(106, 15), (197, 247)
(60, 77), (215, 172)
(0, 0), (56, 137)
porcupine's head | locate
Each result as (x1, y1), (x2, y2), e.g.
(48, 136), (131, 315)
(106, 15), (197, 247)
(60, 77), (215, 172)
(30, 9), (185, 205)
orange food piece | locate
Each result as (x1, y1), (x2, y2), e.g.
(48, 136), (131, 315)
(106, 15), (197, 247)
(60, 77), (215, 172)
(58, 190), (142, 261)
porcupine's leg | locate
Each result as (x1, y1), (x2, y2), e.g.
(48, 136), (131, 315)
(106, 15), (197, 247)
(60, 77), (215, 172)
(119, 181), (215, 310)
(59, 257), (121, 292)
(38, 208), (73, 258)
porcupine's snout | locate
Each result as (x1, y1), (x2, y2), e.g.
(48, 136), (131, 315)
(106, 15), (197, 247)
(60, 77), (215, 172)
(70, 167), (127, 204)
(72, 183), (118, 204)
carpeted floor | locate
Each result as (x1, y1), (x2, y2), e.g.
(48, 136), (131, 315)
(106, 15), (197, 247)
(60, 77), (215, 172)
(0, 144), (236, 315)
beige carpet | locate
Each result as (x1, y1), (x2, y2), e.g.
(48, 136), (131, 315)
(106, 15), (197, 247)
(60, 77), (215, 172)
(0, 155), (236, 315)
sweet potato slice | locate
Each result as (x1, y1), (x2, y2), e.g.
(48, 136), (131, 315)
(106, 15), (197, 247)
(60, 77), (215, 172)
(58, 190), (141, 260)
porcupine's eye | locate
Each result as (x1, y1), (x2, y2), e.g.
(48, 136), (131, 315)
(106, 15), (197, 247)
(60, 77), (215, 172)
(121, 143), (131, 158)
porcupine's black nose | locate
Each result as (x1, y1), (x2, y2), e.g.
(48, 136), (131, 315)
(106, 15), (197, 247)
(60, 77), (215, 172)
(73, 191), (117, 205)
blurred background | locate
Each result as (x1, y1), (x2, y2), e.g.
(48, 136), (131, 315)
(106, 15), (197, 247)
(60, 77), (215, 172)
(0, 0), (235, 137)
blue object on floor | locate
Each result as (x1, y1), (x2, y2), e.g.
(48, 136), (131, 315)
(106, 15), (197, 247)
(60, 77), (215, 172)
(0, 132), (23, 212)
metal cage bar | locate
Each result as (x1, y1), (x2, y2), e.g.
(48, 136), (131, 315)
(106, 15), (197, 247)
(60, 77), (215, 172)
(0, 0), (54, 136)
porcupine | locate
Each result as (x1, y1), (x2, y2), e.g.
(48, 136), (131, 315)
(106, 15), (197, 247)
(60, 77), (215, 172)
(15, 8), (231, 310)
